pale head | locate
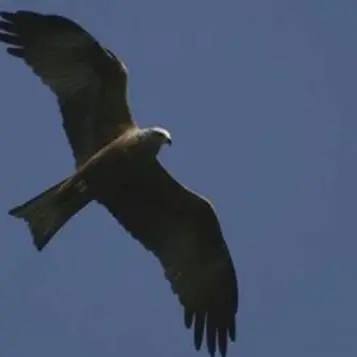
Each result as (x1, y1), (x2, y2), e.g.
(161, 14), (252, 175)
(150, 127), (172, 145)
(139, 127), (172, 157)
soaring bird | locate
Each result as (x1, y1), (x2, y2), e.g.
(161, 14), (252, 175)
(0, 10), (238, 357)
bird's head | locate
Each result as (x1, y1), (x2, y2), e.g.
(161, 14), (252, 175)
(151, 127), (172, 146)
(139, 127), (172, 157)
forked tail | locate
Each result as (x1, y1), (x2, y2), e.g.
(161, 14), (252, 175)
(9, 178), (91, 250)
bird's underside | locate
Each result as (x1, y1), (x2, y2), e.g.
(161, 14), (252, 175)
(0, 9), (239, 357)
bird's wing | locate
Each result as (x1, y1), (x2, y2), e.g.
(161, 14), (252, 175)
(94, 160), (238, 357)
(0, 10), (137, 165)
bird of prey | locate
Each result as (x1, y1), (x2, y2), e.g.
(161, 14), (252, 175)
(0, 10), (238, 357)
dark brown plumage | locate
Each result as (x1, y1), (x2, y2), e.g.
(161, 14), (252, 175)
(0, 10), (238, 357)
(0, 9), (135, 165)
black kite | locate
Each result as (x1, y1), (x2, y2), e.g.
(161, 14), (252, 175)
(0, 10), (238, 357)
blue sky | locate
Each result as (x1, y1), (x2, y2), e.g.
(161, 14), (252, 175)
(0, 1), (356, 356)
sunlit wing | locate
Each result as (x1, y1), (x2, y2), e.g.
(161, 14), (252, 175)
(0, 10), (137, 165)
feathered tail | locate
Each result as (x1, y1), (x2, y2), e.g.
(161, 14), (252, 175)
(8, 178), (91, 251)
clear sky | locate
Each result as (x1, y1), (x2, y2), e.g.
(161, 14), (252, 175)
(0, 0), (356, 356)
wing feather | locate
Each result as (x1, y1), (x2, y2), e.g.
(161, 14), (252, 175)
(90, 160), (238, 357)
(0, 10), (136, 165)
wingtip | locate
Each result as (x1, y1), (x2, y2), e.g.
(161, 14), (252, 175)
(228, 320), (236, 341)
(0, 10), (42, 22)
(0, 11), (15, 21)
(184, 309), (193, 329)
(7, 48), (25, 58)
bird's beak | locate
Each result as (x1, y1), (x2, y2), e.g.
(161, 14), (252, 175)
(167, 137), (172, 146)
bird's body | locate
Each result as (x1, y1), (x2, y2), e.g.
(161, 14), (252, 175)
(0, 10), (238, 357)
